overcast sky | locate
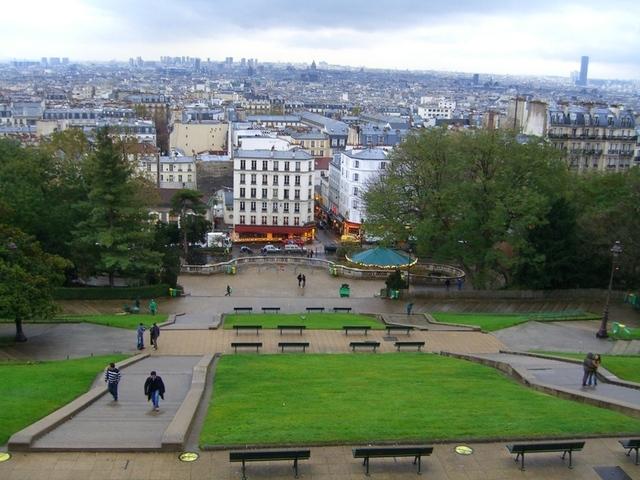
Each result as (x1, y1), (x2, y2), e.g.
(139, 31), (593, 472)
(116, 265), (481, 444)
(3, 0), (640, 79)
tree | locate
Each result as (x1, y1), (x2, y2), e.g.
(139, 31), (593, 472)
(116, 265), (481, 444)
(364, 129), (569, 288)
(0, 225), (68, 342)
(72, 129), (162, 286)
(170, 189), (208, 258)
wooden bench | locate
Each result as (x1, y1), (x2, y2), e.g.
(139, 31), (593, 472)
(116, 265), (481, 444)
(234, 325), (262, 335)
(231, 342), (262, 353)
(506, 441), (585, 470)
(233, 307), (253, 313)
(229, 449), (310, 479)
(261, 307), (281, 313)
(343, 325), (371, 336)
(620, 438), (640, 465)
(395, 341), (425, 351)
(333, 307), (352, 313)
(278, 342), (310, 353)
(352, 446), (433, 475)
(306, 307), (325, 312)
(278, 325), (306, 335)
(350, 341), (380, 352)
(386, 325), (414, 336)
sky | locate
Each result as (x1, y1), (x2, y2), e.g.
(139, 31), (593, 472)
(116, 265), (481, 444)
(3, 0), (640, 79)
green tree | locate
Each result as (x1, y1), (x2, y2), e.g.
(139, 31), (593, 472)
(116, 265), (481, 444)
(170, 189), (208, 257)
(0, 225), (68, 342)
(72, 129), (162, 286)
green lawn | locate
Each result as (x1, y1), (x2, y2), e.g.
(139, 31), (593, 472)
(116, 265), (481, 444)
(432, 311), (599, 332)
(223, 313), (385, 330)
(0, 354), (127, 445)
(201, 354), (640, 446)
(531, 351), (640, 384)
(0, 314), (168, 330)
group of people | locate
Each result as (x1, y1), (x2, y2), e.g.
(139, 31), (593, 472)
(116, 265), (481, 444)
(136, 322), (161, 350)
(297, 273), (307, 287)
(582, 352), (602, 387)
(444, 278), (465, 291)
(104, 364), (166, 411)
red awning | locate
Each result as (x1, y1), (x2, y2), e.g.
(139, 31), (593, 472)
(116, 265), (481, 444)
(234, 225), (312, 235)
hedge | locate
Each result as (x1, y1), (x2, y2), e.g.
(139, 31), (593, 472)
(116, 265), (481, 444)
(53, 284), (170, 300)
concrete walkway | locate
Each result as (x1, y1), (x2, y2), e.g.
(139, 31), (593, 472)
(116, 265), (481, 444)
(469, 352), (640, 413)
(29, 356), (201, 451)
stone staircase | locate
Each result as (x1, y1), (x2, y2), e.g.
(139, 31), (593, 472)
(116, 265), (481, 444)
(610, 340), (640, 355)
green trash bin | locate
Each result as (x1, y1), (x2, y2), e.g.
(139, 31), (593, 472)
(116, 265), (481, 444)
(169, 288), (176, 297)
(390, 289), (400, 300)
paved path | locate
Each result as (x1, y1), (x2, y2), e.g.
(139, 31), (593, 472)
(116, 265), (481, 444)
(3, 438), (640, 479)
(29, 356), (201, 451)
(471, 352), (640, 409)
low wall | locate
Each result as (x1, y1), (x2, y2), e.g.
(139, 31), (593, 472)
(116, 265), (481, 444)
(410, 288), (626, 301)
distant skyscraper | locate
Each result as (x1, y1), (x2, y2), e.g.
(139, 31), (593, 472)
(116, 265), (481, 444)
(577, 56), (589, 86)
(472, 73), (479, 85)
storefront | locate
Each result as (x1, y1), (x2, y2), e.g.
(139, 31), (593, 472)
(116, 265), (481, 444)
(233, 224), (316, 243)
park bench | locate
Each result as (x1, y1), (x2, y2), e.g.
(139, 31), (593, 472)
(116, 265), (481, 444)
(620, 438), (640, 465)
(234, 307), (253, 313)
(229, 449), (310, 480)
(234, 325), (262, 335)
(350, 341), (380, 352)
(262, 307), (281, 313)
(306, 307), (325, 312)
(386, 325), (414, 336)
(278, 325), (306, 335)
(333, 307), (352, 313)
(506, 441), (585, 470)
(352, 446), (433, 475)
(343, 325), (371, 335)
(231, 342), (262, 354)
(395, 341), (425, 351)
(278, 342), (310, 353)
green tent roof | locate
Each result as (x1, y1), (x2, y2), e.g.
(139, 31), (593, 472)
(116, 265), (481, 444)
(346, 247), (416, 268)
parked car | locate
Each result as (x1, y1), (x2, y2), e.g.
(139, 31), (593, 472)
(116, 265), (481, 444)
(261, 244), (281, 254)
(324, 243), (338, 253)
(284, 244), (305, 254)
(240, 246), (254, 254)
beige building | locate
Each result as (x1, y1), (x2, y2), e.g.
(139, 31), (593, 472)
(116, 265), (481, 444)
(169, 121), (228, 155)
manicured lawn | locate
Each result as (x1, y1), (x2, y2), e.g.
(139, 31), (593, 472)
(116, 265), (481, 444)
(532, 351), (640, 383)
(0, 354), (127, 445)
(0, 314), (168, 330)
(201, 354), (640, 446)
(223, 313), (384, 330)
(432, 311), (599, 332)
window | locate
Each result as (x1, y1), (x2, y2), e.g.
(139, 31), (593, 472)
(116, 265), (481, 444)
(295, 161), (301, 172)
(273, 161), (279, 171)
(239, 201), (245, 212)
(261, 215), (267, 225)
(261, 202), (267, 212)
(169, 175), (174, 182)
(273, 175), (279, 185)
(353, 173), (359, 182)
(273, 188), (278, 198)
(354, 160), (360, 168)
(250, 215), (256, 225)
(284, 161), (290, 171)
(294, 217), (300, 226)
(262, 175), (268, 185)
(283, 217), (289, 225)
(380, 162), (387, 170)
(284, 175), (290, 186)
(295, 175), (301, 186)
(331, 138), (337, 146)
(250, 188), (256, 198)
(262, 160), (268, 170)
(239, 174), (246, 184)
(353, 187), (359, 196)
(308, 176), (313, 186)
(251, 160), (257, 170)
(284, 189), (289, 199)
(250, 174), (257, 185)
(272, 203), (278, 213)
(262, 188), (267, 198)
(250, 201), (256, 212)
(239, 215), (245, 224)
(240, 160), (246, 169)
(284, 202), (290, 213)
(272, 216), (278, 225)
(294, 189), (300, 200)
(352, 199), (359, 209)
(294, 203), (300, 213)
(188, 175), (192, 182)
(178, 175), (183, 182)
(240, 187), (246, 197)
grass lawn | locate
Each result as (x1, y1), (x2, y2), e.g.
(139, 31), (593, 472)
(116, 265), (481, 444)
(432, 311), (599, 332)
(0, 354), (127, 445)
(531, 351), (640, 384)
(0, 314), (168, 330)
(201, 354), (640, 446)
(223, 313), (385, 330)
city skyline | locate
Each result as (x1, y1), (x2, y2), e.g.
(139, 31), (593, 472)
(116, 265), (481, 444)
(2, 0), (640, 80)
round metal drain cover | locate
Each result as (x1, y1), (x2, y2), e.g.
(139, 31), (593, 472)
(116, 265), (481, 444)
(455, 445), (473, 455)
(179, 452), (199, 462)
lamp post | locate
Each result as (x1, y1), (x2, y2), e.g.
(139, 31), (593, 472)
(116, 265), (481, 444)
(596, 240), (623, 339)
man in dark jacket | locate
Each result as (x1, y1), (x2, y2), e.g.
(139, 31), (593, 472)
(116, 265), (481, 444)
(150, 323), (160, 350)
(582, 353), (594, 387)
(144, 371), (165, 411)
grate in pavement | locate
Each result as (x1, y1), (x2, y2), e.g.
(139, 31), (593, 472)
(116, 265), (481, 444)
(594, 466), (632, 480)
(383, 336), (397, 342)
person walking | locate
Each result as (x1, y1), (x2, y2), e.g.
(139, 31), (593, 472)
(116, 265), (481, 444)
(582, 353), (595, 387)
(136, 323), (146, 350)
(149, 299), (158, 315)
(105, 362), (121, 401)
(297, 273), (302, 287)
(302, 274), (306, 288)
(144, 371), (165, 412)
(406, 302), (414, 316)
(444, 279), (451, 291)
(587, 354), (601, 386)
(225, 285), (232, 296)
(456, 278), (464, 291)
(150, 322), (160, 350)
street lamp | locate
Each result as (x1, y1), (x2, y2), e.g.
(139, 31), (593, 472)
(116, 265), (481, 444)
(596, 240), (623, 339)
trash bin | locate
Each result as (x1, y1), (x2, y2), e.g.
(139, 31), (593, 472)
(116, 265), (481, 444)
(169, 288), (176, 297)
(390, 289), (400, 300)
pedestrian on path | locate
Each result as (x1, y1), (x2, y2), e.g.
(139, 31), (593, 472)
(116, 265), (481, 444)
(587, 354), (601, 386)
(445, 279), (451, 291)
(225, 285), (232, 296)
(104, 363), (121, 401)
(302, 274), (306, 288)
(406, 302), (414, 315)
(582, 352), (595, 387)
(297, 273), (302, 287)
(150, 323), (160, 350)
(144, 371), (165, 411)
(136, 323), (146, 350)
(149, 299), (158, 315)
(456, 278), (464, 291)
